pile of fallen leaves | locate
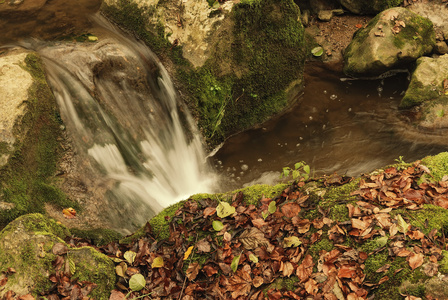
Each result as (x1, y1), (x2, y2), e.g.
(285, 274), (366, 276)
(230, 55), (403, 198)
(6, 161), (448, 300)
(95, 161), (448, 299)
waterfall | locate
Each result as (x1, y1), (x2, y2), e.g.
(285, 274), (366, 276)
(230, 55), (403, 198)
(27, 15), (216, 232)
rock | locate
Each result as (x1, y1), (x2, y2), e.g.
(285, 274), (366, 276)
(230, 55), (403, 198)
(400, 54), (448, 109)
(102, 0), (306, 144)
(0, 214), (115, 298)
(0, 49), (34, 167)
(338, 0), (403, 15)
(343, 7), (435, 77)
(435, 41), (448, 55)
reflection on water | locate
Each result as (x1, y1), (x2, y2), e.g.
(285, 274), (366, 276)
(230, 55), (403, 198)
(213, 64), (448, 191)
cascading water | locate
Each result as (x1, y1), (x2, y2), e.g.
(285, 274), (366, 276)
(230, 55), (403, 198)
(23, 15), (216, 233)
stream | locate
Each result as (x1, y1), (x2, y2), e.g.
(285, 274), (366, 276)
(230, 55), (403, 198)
(2, 9), (448, 232)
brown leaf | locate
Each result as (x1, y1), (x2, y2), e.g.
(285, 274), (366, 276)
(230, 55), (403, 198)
(281, 261), (295, 277)
(375, 264), (390, 273)
(52, 243), (68, 255)
(239, 227), (271, 250)
(186, 262), (200, 281)
(407, 230), (425, 240)
(281, 203), (301, 218)
(202, 264), (218, 277)
(337, 265), (356, 279)
(229, 265), (252, 299)
(408, 253), (424, 270)
(18, 294), (35, 300)
(252, 276), (264, 288)
(305, 278), (318, 295)
(297, 254), (314, 282)
(196, 239), (211, 253)
(251, 218), (267, 228)
(378, 275), (389, 285)
(203, 207), (216, 217)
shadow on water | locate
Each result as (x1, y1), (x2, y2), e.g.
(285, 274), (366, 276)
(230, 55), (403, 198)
(213, 63), (448, 191)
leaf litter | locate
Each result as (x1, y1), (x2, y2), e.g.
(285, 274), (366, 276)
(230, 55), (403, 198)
(3, 161), (448, 299)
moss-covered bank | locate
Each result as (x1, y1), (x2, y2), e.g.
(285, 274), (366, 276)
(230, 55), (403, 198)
(102, 0), (306, 146)
(0, 53), (78, 229)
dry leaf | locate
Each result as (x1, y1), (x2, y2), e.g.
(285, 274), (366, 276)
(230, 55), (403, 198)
(408, 253), (424, 270)
(186, 262), (200, 281)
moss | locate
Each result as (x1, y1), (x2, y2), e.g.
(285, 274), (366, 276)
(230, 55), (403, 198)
(390, 204), (448, 236)
(69, 228), (122, 246)
(421, 152), (448, 181)
(319, 179), (360, 219)
(365, 253), (428, 299)
(0, 54), (78, 229)
(101, 0), (170, 55)
(69, 247), (116, 299)
(439, 250), (448, 274)
(392, 14), (434, 51)
(309, 236), (333, 261)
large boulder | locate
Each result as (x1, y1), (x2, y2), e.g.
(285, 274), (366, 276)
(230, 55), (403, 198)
(400, 54), (448, 129)
(0, 214), (116, 299)
(343, 7), (435, 77)
(337, 0), (403, 15)
(102, 0), (306, 146)
(0, 49), (34, 168)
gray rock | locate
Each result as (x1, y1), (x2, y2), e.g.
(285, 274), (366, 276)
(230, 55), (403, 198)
(338, 0), (403, 15)
(343, 7), (435, 77)
(318, 10), (335, 21)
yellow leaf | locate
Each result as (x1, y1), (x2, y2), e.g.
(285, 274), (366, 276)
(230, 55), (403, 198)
(184, 246), (194, 260)
(151, 256), (164, 268)
(396, 214), (409, 234)
(283, 236), (302, 248)
(216, 201), (235, 218)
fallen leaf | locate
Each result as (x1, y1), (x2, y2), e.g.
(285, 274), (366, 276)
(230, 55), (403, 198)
(229, 265), (252, 298)
(231, 255), (241, 272)
(186, 262), (200, 281)
(203, 207), (216, 217)
(305, 278), (318, 295)
(297, 255), (314, 282)
(52, 243), (68, 255)
(422, 262), (438, 277)
(408, 253), (424, 270)
(196, 239), (211, 253)
(202, 264), (218, 277)
(283, 236), (302, 248)
(249, 253), (258, 263)
(124, 250), (136, 264)
(212, 220), (224, 231)
(18, 295), (35, 300)
(239, 227), (270, 250)
(396, 214), (409, 234)
(268, 201), (277, 214)
(281, 202), (301, 218)
(184, 246), (194, 260)
(129, 273), (146, 291)
(109, 290), (126, 300)
(151, 256), (164, 268)
(281, 261), (295, 277)
(62, 207), (76, 219)
(252, 276), (263, 288)
(216, 201), (235, 218)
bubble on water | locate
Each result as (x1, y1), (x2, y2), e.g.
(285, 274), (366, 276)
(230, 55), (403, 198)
(258, 158), (262, 162)
(309, 116), (313, 120)
(348, 108), (352, 112)
(299, 137), (303, 140)
(239, 160), (244, 163)
(217, 160), (222, 165)
(241, 164), (249, 171)
(322, 124), (326, 130)
(323, 90), (327, 94)
(296, 143), (300, 147)
(330, 94), (337, 100)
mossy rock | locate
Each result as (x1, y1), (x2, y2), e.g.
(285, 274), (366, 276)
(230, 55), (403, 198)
(0, 214), (115, 299)
(101, 0), (306, 146)
(400, 55), (448, 108)
(0, 52), (78, 229)
(343, 7), (435, 77)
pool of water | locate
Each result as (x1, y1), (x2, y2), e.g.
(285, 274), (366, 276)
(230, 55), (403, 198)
(213, 63), (448, 191)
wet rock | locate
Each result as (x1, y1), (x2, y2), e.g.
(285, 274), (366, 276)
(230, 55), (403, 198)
(0, 49), (34, 167)
(401, 54), (448, 129)
(400, 54), (448, 109)
(337, 0), (403, 15)
(318, 9), (344, 21)
(0, 214), (115, 298)
(343, 7), (435, 77)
